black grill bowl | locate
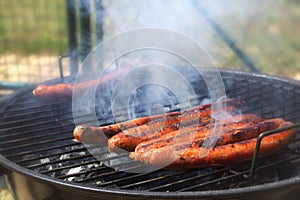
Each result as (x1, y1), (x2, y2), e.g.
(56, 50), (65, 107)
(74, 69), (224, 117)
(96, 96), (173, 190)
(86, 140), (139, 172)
(1, 68), (300, 200)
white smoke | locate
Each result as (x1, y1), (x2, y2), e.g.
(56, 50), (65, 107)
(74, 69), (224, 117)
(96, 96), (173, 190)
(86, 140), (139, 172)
(71, 0), (271, 172)
(102, 0), (270, 55)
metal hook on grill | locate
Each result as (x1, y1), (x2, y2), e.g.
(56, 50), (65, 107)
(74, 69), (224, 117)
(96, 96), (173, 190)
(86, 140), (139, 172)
(58, 53), (72, 82)
(58, 48), (121, 83)
(245, 122), (300, 179)
(58, 51), (90, 82)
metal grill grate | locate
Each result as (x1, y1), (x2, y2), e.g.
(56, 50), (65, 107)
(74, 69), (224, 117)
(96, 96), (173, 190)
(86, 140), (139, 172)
(0, 69), (300, 194)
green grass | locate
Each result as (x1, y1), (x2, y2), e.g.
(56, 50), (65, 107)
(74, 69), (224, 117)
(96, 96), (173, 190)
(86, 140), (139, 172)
(212, 0), (300, 77)
(0, 0), (68, 55)
(0, 0), (299, 79)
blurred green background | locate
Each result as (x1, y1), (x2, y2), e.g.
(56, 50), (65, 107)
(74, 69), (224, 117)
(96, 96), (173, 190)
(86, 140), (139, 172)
(1, 0), (299, 87)
(0, 0), (68, 55)
(0, 0), (299, 199)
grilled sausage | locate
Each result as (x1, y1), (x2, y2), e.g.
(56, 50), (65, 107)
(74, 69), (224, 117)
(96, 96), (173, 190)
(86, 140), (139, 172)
(130, 120), (295, 169)
(213, 118), (284, 146)
(110, 113), (257, 152)
(74, 99), (242, 144)
(33, 67), (130, 99)
(73, 111), (181, 144)
(107, 117), (212, 152)
(107, 105), (239, 152)
(134, 114), (264, 153)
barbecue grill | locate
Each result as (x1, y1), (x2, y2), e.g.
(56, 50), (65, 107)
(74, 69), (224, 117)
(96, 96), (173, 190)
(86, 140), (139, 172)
(0, 66), (300, 200)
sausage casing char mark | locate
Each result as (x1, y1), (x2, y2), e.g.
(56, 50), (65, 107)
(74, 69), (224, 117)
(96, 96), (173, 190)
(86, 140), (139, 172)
(129, 120), (295, 169)
(111, 105), (239, 138)
(74, 99), (241, 146)
(134, 114), (264, 154)
(107, 106), (237, 152)
(214, 118), (284, 146)
(108, 117), (213, 152)
(73, 111), (181, 143)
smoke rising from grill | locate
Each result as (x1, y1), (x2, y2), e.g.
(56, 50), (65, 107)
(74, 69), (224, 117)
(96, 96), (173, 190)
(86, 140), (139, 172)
(72, 28), (231, 172)
(102, 0), (268, 58)
(69, 0), (269, 172)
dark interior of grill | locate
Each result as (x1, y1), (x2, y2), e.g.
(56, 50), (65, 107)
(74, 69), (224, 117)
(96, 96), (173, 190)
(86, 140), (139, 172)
(1, 66), (300, 196)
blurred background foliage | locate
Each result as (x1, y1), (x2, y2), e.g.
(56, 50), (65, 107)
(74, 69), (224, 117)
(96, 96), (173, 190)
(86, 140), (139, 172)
(0, 0), (299, 85)
(0, 0), (68, 54)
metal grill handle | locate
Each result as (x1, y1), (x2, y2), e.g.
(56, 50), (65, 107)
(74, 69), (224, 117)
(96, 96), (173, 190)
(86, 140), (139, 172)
(246, 122), (300, 178)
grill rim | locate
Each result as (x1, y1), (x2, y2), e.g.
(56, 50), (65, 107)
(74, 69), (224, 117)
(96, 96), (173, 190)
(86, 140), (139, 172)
(1, 68), (300, 199)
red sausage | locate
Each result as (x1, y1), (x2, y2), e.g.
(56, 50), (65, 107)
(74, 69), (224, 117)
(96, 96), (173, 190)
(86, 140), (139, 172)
(130, 121), (295, 169)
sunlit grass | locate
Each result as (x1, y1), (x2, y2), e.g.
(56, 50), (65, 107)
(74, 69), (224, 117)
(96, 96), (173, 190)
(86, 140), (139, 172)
(217, 0), (300, 77)
(0, 0), (299, 81)
(0, 0), (68, 55)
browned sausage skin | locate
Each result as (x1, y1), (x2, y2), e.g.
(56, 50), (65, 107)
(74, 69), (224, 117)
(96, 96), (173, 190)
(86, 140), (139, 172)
(73, 112), (180, 143)
(73, 97), (295, 170)
(73, 111), (181, 144)
(33, 66), (131, 99)
(33, 84), (73, 99)
(74, 99), (242, 145)
(133, 114), (265, 154)
(129, 120), (295, 169)
(107, 106), (240, 152)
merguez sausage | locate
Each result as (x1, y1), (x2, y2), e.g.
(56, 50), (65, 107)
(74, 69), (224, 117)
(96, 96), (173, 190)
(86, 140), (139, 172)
(107, 117), (212, 152)
(73, 99), (242, 144)
(129, 120), (295, 169)
(107, 106), (240, 152)
(134, 114), (264, 154)
(33, 67), (131, 99)
(73, 111), (180, 144)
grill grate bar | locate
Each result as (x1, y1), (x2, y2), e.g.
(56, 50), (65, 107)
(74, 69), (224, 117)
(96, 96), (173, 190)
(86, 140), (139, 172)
(5, 142), (81, 159)
(94, 171), (159, 187)
(178, 172), (245, 191)
(178, 154), (300, 192)
(0, 126), (75, 146)
(0, 117), (74, 138)
(56, 153), (131, 180)
(146, 168), (229, 191)
(247, 95), (295, 112)
(18, 145), (87, 165)
(227, 80), (287, 102)
(247, 96), (296, 116)
(119, 171), (191, 190)
(0, 135), (74, 152)
(226, 81), (266, 100)
(74, 160), (140, 184)
(73, 161), (155, 185)
(0, 120), (68, 133)
(1, 100), (65, 112)
(0, 125), (71, 141)
(0, 104), (71, 126)
(10, 97), (50, 106)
